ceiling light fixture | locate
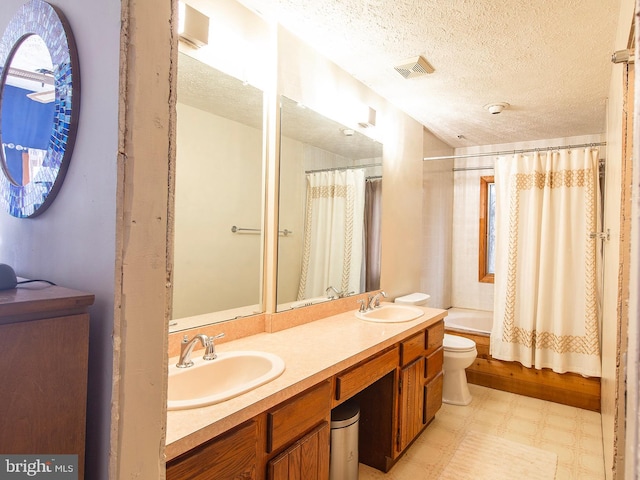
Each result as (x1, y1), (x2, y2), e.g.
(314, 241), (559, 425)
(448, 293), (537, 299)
(394, 55), (435, 79)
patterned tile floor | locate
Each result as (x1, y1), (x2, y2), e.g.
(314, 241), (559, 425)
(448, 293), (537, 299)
(358, 384), (605, 480)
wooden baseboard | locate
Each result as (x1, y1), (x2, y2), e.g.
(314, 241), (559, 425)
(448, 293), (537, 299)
(446, 329), (601, 412)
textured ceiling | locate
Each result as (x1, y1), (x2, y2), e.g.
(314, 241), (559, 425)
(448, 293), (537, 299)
(237, 0), (623, 148)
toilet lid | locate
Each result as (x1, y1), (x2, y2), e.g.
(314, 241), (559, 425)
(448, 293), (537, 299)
(443, 333), (476, 352)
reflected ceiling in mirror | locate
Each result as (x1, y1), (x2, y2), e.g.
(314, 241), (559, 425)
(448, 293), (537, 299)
(277, 96), (383, 311)
(171, 52), (264, 330)
(0, 0), (80, 218)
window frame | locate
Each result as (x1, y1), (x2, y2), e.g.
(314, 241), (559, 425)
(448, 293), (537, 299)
(479, 175), (495, 283)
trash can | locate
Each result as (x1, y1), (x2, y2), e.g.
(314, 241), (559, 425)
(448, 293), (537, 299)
(329, 400), (360, 480)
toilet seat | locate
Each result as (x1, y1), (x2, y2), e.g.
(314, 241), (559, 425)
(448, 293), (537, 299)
(443, 333), (476, 353)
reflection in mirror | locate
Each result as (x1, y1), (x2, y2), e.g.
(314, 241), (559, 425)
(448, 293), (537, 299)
(1, 35), (54, 186)
(0, 0), (80, 218)
(277, 96), (383, 311)
(171, 52), (264, 327)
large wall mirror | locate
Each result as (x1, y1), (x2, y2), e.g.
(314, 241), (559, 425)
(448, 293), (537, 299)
(0, 0), (80, 218)
(171, 51), (264, 328)
(276, 96), (383, 311)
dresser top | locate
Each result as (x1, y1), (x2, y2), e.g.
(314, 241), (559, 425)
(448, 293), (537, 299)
(0, 283), (94, 324)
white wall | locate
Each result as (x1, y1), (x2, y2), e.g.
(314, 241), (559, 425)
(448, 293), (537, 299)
(451, 134), (604, 312)
(173, 103), (263, 317)
(421, 129), (454, 308)
(0, 1), (120, 478)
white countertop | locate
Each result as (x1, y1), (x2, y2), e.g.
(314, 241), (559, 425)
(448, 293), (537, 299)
(165, 305), (446, 460)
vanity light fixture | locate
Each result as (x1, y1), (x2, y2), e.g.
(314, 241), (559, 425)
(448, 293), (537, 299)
(178, 2), (209, 48)
(358, 106), (376, 128)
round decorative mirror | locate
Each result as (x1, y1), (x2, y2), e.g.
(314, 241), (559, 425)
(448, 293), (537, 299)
(0, 0), (80, 218)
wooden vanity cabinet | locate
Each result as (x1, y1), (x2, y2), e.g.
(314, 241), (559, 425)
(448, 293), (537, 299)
(167, 420), (258, 479)
(356, 320), (445, 471)
(0, 285), (94, 480)
(266, 381), (331, 480)
(396, 320), (444, 457)
(267, 422), (330, 480)
(166, 319), (445, 479)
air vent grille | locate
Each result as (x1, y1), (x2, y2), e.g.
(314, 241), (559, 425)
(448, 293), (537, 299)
(394, 55), (435, 79)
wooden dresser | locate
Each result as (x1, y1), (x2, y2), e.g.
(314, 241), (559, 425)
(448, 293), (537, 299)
(0, 284), (94, 479)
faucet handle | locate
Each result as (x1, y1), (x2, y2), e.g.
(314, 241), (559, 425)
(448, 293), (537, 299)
(374, 291), (387, 308)
(203, 333), (225, 361)
(357, 299), (367, 313)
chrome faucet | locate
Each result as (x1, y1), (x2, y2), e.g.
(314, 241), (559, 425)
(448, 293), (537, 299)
(326, 286), (342, 299)
(367, 291), (387, 310)
(177, 334), (209, 368)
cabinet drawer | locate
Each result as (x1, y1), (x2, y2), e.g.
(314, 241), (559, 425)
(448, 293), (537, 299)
(425, 347), (443, 382)
(268, 381), (331, 453)
(335, 346), (399, 401)
(426, 320), (444, 353)
(400, 331), (425, 367)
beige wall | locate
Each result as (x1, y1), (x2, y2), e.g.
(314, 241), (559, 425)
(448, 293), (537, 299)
(276, 135), (306, 305)
(276, 27), (425, 301)
(173, 103), (263, 317)
(602, 0), (636, 477)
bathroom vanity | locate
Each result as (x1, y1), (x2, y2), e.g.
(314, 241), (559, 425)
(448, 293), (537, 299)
(0, 284), (94, 479)
(166, 307), (445, 479)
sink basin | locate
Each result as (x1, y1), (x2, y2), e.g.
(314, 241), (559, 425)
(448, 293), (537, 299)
(356, 304), (425, 323)
(167, 351), (285, 410)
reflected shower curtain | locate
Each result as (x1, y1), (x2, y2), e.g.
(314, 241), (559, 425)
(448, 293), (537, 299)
(297, 169), (366, 300)
(490, 148), (601, 377)
(364, 178), (382, 291)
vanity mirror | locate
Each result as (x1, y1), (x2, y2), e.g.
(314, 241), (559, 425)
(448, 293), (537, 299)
(172, 52), (264, 325)
(0, 0), (79, 218)
(276, 96), (383, 311)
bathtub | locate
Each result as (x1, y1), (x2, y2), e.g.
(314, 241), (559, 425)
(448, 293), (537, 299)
(445, 307), (493, 335)
(443, 306), (601, 411)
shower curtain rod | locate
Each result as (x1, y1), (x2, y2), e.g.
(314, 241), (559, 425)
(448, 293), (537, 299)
(423, 142), (607, 162)
(305, 163), (382, 174)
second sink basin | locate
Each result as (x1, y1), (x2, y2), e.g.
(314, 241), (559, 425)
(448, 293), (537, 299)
(356, 304), (425, 323)
(167, 351), (285, 410)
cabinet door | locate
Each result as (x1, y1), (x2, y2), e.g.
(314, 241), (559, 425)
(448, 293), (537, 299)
(397, 357), (425, 452)
(166, 421), (257, 480)
(267, 422), (330, 480)
(425, 372), (444, 424)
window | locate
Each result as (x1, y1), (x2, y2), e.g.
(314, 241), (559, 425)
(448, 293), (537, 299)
(479, 176), (495, 283)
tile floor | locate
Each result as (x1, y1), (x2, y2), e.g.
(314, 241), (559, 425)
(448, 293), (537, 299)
(358, 384), (605, 480)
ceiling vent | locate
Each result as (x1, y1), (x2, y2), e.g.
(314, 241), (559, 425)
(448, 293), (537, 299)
(394, 55), (435, 79)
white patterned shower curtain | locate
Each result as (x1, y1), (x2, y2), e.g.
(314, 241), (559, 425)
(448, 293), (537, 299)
(297, 169), (366, 300)
(490, 148), (601, 377)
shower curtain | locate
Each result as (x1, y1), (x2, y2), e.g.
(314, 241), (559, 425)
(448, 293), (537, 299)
(297, 169), (366, 300)
(490, 148), (601, 377)
(364, 178), (382, 291)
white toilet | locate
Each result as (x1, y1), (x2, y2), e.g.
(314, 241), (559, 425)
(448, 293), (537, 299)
(395, 293), (477, 406)
(442, 333), (477, 405)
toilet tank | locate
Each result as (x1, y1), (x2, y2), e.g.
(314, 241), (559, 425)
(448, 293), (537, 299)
(394, 293), (430, 306)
